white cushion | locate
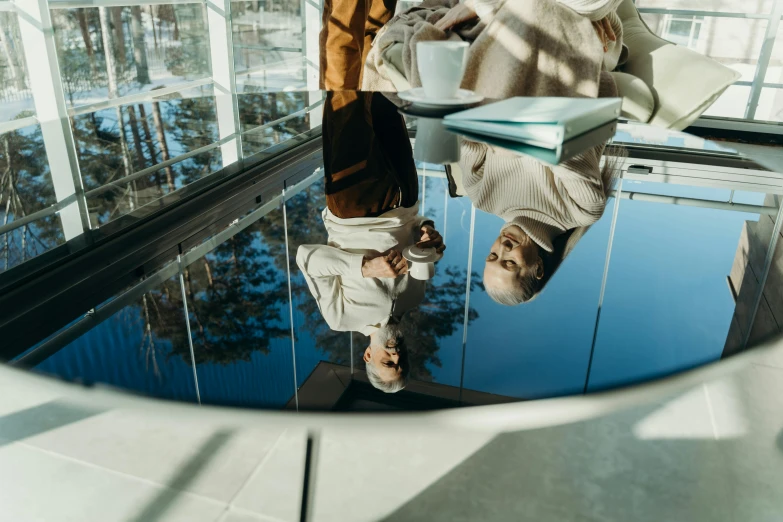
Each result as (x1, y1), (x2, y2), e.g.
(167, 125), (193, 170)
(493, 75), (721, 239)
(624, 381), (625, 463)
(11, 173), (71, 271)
(617, 0), (741, 130)
(611, 72), (655, 123)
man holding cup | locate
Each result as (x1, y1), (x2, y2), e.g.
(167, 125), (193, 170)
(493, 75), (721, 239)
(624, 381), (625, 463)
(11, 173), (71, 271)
(296, 91), (446, 393)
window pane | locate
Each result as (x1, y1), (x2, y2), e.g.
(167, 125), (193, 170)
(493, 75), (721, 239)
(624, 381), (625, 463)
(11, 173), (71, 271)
(754, 88), (783, 122)
(702, 84), (751, 118)
(763, 23), (783, 83)
(635, 0), (774, 15)
(667, 19), (696, 46)
(641, 14), (766, 83)
(0, 12), (35, 122)
(0, 123), (65, 273)
(232, 0), (307, 90)
(51, 4), (211, 108)
(72, 84), (222, 225)
(238, 91), (317, 156)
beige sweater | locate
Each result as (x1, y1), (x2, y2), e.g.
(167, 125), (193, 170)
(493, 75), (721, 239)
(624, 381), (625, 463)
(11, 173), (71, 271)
(364, 0), (607, 97)
(468, 0), (625, 70)
(296, 205), (433, 336)
(461, 143), (606, 252)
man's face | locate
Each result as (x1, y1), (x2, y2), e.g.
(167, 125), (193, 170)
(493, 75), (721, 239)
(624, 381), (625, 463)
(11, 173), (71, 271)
(364, 324), (405, 382)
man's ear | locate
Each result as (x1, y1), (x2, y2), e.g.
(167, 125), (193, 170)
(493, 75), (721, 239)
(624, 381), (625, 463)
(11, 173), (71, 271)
(363, 347), (372, 362)
(535, 257), (544, 280)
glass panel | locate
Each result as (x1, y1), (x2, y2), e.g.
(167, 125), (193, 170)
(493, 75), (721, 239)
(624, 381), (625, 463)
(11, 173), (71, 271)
(72, 85), (221, 225)
(702, 84), (751, 118)
(764, 22), (783, 83)
(33, 271), (199, 403)
(184, 206), (296, 408)
(231, 0), (307, 89)
(411, 172), (475, 388)
(587, 184), (773, 391)
(0, 12), (35, 123)
(754, 87), (783, 122)
(640, 14), (766, 83)
(463, 200), (615, 399)
(285, 177), (355, 387)
(635, 0), (774, 15)
(0, 123), (64, 273)
(85, 148), (222, 227)
(239, 91), (318, 157)
(51, 4), (211, 108)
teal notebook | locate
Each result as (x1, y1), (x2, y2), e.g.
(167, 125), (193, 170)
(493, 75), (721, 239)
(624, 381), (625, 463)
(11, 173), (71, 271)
(450, 119), (618, 165)
(443, 97), (622, 147)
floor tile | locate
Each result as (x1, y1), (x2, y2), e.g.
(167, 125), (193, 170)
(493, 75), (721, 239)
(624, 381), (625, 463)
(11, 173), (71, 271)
(231, 429), (307, 522)
(21, 409), (285, 503)
(311, 428), (494, 522)
(0, 442), (226, 522)
(705, 364), (783, 522)
(385, 402), (732, 522)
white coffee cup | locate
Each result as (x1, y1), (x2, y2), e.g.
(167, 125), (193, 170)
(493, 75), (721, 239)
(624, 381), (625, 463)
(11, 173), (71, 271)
(416, 41), (469, 100)
(410, 261), (436, 281)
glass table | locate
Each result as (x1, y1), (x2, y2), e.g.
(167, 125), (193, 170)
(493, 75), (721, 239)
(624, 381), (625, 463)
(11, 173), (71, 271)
(2, 90), (781, 412)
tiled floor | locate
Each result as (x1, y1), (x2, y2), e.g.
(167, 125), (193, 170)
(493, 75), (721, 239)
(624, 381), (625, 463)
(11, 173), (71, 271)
(2, 339), (783, 522)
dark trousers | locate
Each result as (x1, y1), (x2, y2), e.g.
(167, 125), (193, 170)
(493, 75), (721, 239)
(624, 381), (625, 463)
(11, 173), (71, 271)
(323, 91), (418, 218)
(319, 0), (398, 90)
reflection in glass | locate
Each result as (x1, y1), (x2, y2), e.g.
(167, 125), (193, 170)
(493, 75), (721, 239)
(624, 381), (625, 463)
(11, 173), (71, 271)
(72, 87), (220, 226)
(0, 124), (64, 273)
(587, 186), (777, 391)
(238, 90), (316, 156)
(460, 140), (615, 305)
(184, 207), (297, 408)
(34, 273), (199, 402)
(295, 92), (453, 393)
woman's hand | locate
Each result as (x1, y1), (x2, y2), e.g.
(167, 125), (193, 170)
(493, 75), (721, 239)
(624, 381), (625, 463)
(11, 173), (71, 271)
(434, 2), (478, 31)
(418, 225), (446, 253)
(592, 17), (616, 53)
(362, 250), (408, 278)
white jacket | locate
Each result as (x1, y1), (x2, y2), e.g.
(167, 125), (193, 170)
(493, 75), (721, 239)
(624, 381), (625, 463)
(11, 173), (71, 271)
(296, 204), (433, 336)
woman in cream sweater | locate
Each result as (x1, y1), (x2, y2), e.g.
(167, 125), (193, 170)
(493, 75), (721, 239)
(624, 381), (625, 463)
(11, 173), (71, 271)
(433, 0), (625, 305)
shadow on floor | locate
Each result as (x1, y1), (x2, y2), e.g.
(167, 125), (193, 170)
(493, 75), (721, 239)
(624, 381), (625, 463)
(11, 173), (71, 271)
(0, 400), (103, 447)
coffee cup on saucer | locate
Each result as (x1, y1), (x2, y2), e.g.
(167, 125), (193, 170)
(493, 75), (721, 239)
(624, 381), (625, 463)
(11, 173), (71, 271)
(403, 245), (442, 281)
(416, 41), (469, 100)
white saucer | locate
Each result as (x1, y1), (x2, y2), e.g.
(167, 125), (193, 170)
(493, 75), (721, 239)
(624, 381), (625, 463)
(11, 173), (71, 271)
(398, 88), (484, 108)
(403, 245), (442, 263)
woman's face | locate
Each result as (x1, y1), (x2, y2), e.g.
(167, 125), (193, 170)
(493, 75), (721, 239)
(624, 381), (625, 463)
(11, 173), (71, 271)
(483, 225), (543, 290)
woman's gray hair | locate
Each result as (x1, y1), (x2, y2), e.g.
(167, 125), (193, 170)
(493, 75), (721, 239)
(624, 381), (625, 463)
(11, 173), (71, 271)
(485, 272), (540, 306)
(365, 361), (409, 393)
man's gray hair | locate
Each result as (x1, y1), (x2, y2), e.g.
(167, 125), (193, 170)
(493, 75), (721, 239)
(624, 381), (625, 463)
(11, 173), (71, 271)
(366, 361), (408, 393)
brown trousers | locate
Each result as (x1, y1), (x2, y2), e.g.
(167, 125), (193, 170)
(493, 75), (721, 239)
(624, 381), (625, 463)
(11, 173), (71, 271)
(319, 0), (398, 90)
(323, 91), (418, 218)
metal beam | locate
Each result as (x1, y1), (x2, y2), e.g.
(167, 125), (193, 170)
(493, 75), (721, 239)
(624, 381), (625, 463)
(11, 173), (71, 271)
(48, 0), (200, 9)
(746, 0), (783, 119)
(610, 190), (779, 215)
(15, 0), (91, 241)
(206, 0), (242, 167)
(69, 78), (213, 118)
(636, 7), (772, 20)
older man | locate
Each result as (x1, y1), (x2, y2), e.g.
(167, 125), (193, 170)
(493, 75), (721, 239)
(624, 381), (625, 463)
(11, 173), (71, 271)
(296, 91), (445, 393)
